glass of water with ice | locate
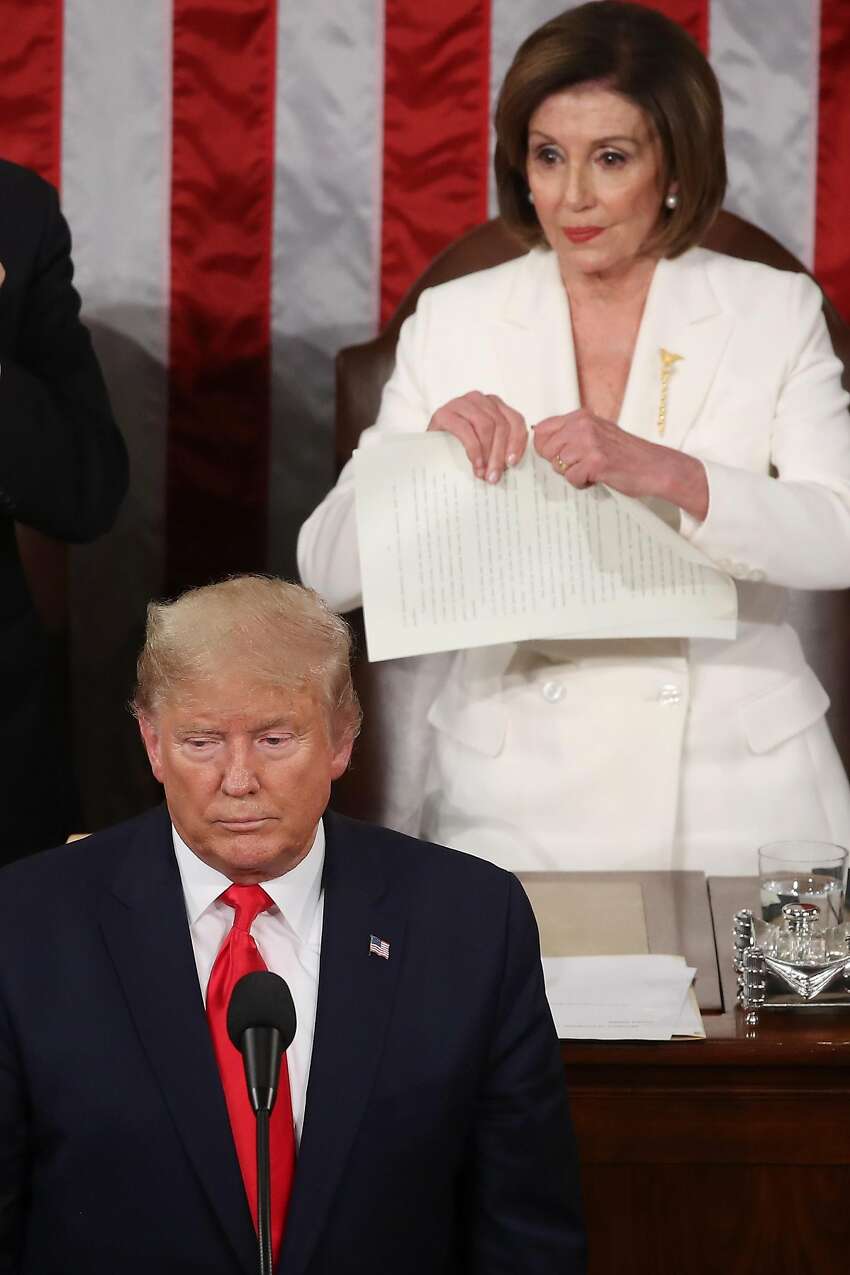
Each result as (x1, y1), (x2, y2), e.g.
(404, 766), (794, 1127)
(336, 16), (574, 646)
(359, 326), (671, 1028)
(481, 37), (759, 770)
(758, 841), (848, 926)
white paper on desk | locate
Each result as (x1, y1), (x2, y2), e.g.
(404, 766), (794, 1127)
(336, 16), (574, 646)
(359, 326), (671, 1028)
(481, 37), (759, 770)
(542, 954), (703, 1041)
(354, 433), (737, 662)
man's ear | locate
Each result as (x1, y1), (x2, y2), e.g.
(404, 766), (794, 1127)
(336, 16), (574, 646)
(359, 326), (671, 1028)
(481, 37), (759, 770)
(329, 729), (355, 781)
(137, 714), (166, 784)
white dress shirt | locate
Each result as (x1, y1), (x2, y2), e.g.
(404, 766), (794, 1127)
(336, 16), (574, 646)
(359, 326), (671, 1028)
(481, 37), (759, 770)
(172, 822), (325, 1144)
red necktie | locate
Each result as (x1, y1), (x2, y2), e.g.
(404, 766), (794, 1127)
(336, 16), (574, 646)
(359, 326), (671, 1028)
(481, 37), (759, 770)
(206, 884), (296, 1261)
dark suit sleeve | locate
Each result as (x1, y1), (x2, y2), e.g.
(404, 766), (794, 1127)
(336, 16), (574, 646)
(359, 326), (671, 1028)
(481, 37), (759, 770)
(461, 875), (586, 1274)
(0, 178), (128, 541)
(0, 987), (26, 1272)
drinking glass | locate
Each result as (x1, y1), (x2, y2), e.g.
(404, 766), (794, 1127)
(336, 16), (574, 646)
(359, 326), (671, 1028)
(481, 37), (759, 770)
(758, 841), (848, 926)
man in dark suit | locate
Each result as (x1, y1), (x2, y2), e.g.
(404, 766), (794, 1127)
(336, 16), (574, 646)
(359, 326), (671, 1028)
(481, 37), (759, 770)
(0, 575), (585, 1274)
(0, 158), (128, 860)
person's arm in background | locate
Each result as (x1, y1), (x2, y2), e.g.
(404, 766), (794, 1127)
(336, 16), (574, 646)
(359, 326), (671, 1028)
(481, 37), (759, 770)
(0, 170), (128, 542)
(460, 875), (587, 1274)
(0, 987), (26, 1273)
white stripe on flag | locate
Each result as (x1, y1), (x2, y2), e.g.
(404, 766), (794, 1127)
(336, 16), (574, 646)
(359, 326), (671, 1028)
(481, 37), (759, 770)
(269, 0), (384, 578)
(709, 0), (820, 267)
(62, 0), (173, 824)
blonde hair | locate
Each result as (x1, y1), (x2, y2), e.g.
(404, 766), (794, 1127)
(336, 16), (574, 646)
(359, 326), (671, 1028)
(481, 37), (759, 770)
(132, 575), (361, 743)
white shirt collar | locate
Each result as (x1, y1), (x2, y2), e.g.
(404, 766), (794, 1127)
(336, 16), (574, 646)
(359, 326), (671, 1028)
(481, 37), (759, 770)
(172, 820), (326, 944)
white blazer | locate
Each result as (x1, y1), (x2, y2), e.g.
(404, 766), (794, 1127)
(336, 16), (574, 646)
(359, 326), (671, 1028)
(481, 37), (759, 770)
(299, 247), (850, 875)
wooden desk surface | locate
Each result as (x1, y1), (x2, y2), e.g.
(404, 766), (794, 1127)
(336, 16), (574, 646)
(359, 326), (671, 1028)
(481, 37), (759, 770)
(522, 869), (723, 1012)
(555, 873), (850, 1273)
(560, 874), (850, 1066)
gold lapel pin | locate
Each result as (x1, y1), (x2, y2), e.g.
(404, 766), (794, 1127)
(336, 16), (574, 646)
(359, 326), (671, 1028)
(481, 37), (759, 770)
(657, 348), (684, 437)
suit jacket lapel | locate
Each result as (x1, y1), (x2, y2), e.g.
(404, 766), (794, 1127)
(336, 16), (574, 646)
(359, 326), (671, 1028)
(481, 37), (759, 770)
(619, 249), (736, 450)
(492, 247), (580, 426)
(492, 247), (734, 456)
(280, 812), (406, 1275)
(98, 807), (258, 1275)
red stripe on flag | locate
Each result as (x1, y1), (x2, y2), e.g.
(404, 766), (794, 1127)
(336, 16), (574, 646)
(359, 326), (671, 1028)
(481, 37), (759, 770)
(167, 0), (278, 592)
(0, 0), (63, 187)
(815, 0), (850, 324)
(380, 0), (492, 326)
(636, 0), (708, 51)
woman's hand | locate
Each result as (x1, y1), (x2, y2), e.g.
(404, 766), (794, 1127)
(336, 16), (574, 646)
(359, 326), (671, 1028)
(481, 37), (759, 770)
(427, 392), (528, 482)
(533, 409), (709, 521)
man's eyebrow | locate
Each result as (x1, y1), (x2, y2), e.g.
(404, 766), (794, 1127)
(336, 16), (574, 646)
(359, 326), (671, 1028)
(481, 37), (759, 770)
(174, 719), (295, 737)
(252, 718), (296, 734)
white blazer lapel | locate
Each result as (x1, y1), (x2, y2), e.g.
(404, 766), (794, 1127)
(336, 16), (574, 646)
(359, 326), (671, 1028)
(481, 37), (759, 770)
(619, 249), (736, 451)
(492, 247), (735, 449)
(491, 248), (581, 426)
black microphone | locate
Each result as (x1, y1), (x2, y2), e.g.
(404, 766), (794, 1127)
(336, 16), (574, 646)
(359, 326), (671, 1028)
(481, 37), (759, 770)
(227, 970), (296, 1113)
(227, 971), (297, 1275)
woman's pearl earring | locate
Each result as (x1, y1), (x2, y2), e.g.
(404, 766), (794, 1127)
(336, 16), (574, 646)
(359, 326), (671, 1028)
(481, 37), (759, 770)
(527, 190), (535, 206)
(665, 191), (679, 210)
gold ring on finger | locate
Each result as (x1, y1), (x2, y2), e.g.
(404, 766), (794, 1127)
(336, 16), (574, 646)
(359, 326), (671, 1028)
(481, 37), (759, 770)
(556, 454), (567, 472)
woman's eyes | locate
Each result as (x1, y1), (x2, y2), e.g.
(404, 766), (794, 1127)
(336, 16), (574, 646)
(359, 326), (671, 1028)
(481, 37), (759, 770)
(531, 146), (628, 168)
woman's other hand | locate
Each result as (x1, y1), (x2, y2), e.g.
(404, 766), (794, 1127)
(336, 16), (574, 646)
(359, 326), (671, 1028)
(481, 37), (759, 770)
(427, 392), (528, 482)
(533, 409), (709, 521)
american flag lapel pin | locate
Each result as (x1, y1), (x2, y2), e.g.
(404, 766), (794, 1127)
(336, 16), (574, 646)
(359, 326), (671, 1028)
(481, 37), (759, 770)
(369, 933), (390, 960)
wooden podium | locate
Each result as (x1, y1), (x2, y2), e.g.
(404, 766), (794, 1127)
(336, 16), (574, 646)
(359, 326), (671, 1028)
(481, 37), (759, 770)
(524, 873), (850, 1275)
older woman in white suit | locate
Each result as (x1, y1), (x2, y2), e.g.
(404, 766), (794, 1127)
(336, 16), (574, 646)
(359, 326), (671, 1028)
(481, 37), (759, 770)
(299, 1), (850, 875)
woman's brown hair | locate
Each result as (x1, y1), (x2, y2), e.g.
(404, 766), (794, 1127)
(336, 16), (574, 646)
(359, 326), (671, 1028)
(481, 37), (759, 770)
(495, 1), (726, 258)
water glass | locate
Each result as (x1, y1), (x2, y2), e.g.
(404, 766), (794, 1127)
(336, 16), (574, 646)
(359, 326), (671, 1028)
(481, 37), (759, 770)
(758, 841), (848, 926)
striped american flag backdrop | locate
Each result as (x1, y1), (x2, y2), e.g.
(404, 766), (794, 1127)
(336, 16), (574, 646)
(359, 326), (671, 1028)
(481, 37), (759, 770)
(0, 0), (848, 825)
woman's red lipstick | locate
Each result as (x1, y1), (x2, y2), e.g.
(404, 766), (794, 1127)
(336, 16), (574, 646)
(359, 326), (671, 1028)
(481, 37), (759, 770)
(563, 226), (604, 243)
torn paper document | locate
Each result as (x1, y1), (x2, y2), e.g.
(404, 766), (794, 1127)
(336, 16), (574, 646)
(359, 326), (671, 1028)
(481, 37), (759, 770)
(355, 433), (737, 661)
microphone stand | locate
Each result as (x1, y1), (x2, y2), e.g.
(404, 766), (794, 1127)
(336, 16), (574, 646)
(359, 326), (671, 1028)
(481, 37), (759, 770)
(227, 974), (296, 1275)
(256, 1107), (273, 1275)
(244, 1026), (282, 1275)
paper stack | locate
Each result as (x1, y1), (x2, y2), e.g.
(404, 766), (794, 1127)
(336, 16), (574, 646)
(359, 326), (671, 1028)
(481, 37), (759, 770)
(542, 953), (704, 1041)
